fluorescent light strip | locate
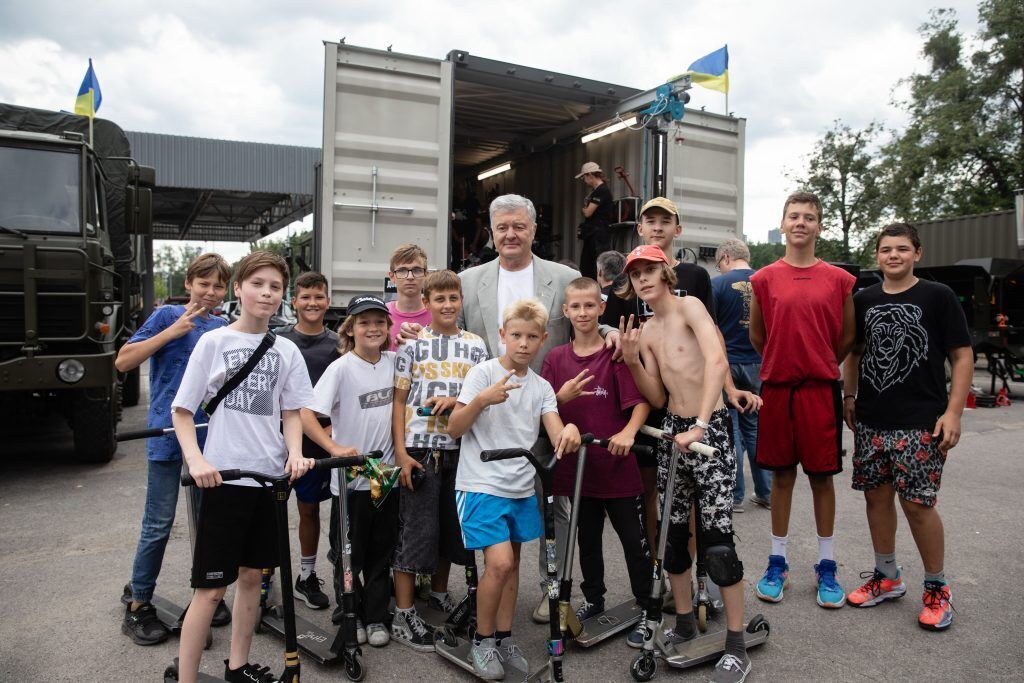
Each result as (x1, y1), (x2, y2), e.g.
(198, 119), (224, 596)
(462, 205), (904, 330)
(477, 162), (512, 180)
(581, 116), (638, 144)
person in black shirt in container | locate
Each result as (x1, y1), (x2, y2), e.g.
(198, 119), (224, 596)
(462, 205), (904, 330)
(576, 162), (614, 280)
(842, 222), (973, 632)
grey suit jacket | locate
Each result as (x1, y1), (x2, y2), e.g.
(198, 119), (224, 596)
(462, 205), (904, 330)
(457, 256), (580, 374)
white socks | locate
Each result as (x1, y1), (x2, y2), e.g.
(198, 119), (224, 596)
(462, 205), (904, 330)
(300, 554), (316, 580)
(770, 534), (788, 559)
(817, 535), (834, 563)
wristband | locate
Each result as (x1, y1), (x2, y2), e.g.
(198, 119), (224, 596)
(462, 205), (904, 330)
(694, 418), (710, 430)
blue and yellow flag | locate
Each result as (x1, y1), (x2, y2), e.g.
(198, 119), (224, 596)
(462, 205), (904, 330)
(687, 46), (729, 93)
(74, 59), (102, 118)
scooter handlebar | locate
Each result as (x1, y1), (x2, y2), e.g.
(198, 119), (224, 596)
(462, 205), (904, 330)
(117, 422), (208, 442)
(480, 448), (532, 463)
(180, 451), (382, 487)
(639, 425), (720, 458)
(590, 438), (653, 458)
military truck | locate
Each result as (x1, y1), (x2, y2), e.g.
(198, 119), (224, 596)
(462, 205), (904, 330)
(0, 104), (154, 462)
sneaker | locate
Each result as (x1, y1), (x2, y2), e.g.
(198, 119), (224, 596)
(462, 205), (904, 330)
(391, 609), (435, 652)
(664, 627), (696, 646)
(121, 602), (170, 645)
(295, 572), (330, 610)
(733, 500), (745, 513)
(918, 581), (953, 631)
(710, 653), (751, 683)
(120, 583), (133, 606)
(847, 569), (907, 607)
(224, 660), (280, 683)
(532, 593), (550, 623)
(356, 619), (367, 645)
(814, 559), (846, 608)
(626, 613), (647, 648)
(750, 495), (771, 510)
(212, 599), (232, 627)
(428, 592), (457, 614)
(367, 622), (390, 647)
(470, 637), (505, 680)
(574, 599), (604, 621)
(755, 555), (789, 603)
(498, 635), (529, 673)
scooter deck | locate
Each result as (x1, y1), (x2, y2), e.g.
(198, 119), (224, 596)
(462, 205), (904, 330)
(575, 600), (643, 647)
(657, 619), (769, 669)
(435, 635), (552, 682)
(261, 605), (338, 664)
(163, 657), (226, 682)
(151, 595), (185, 632)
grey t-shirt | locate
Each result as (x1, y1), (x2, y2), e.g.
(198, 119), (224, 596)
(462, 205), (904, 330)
(455, 357), (558, 498)
(278, 325), (340, 458)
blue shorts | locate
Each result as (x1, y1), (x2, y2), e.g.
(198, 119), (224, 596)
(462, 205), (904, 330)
(455, 491), (542, 550)
(293, 466), (331, 504)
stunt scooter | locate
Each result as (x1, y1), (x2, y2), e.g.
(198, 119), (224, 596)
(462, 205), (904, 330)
(558, 434), (655, 648)
(162, 455), (372, 683)
(117, 425), (222, 648)
(629, 426), (770, 682)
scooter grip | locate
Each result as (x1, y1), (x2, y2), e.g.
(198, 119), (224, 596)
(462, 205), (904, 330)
(591, 438), (654, 458)
(480, 448), (531, 462)
(314, 455), (367, 469)
(639, 425), (720, 457)
(180, 469), (242, 487)
(116, 426), (168, 441)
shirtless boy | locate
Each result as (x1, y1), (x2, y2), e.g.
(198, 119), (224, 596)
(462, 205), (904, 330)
(621, 244), (751, 683)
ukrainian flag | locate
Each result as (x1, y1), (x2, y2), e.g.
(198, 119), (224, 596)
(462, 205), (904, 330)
(687, 46), (729, 93)
(74, 59), (102, 118)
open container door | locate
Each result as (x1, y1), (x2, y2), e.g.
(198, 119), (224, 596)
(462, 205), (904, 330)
(320, 43), (453, 307)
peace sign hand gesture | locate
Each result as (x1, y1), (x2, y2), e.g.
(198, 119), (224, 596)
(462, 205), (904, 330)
(166, 302), (206, 340)
(477, 371), (521, 408)
(618, 315), (643, 366)
(557, 369), (596, 404)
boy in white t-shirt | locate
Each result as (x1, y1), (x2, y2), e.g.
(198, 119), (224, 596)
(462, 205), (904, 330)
(171, 251), (315, 683)
(447, 299), (581, 679)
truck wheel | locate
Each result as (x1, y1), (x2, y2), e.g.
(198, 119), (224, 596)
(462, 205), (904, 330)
(121, 367), (141, 407)
(73, 386), (119, 463)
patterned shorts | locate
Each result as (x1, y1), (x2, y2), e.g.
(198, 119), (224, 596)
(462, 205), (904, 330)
(852, 423), (947, 507)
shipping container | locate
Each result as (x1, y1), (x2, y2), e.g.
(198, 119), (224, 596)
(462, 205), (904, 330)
(915, 208), (1023, 267)
(319, 43), (745, 307)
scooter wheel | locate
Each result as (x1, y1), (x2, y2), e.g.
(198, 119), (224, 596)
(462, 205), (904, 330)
(630, 653), (657, 682)
(746, 614), (770, 635)
(697, 604), (708, 633)
(345, 654), (365, 682)
(435, 625), (459, 647)
(163, 664), (179, 681)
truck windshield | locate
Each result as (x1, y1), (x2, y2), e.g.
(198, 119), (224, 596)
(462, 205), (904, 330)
(0, 145), (81, 234)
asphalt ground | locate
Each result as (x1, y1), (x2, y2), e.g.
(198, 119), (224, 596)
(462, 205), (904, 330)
(1, 368), (1023, 682)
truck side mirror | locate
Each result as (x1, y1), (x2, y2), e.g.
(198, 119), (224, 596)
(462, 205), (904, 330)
(126, 185), (153, 235)
(137, 165), (156, 188)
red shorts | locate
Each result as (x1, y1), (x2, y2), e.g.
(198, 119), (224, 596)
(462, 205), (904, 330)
(755, 380), (844, 475)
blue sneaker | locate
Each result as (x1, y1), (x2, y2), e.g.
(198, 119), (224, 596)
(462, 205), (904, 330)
(815, 559), (846, 608)
(755, 555), (789, 603)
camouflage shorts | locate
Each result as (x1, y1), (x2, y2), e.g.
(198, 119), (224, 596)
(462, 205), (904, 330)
(852, 423), (947, 507)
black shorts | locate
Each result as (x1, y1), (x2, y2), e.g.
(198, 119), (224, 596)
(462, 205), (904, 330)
(191, 484), (279, 589)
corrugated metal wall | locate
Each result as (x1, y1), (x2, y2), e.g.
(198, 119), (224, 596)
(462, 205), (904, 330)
(125, 131), (318, 194)
(915, 210), (1022, 266)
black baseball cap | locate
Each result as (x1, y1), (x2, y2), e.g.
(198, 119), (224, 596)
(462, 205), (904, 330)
(347, 293), (389, 316)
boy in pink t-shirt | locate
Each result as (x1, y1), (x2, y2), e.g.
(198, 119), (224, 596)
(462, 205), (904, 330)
(541, 277), (652, 646)
(385, 244), (432, 350)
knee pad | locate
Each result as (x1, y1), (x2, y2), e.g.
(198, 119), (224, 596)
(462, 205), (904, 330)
(663, 529), (693, 575)
(704, 542), (744, 587)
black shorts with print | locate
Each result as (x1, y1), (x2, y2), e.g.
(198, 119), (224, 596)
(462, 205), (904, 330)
(852, 422), (947, 507)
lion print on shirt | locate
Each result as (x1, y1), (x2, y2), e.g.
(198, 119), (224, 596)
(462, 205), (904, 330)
(862, 303), (928, 393)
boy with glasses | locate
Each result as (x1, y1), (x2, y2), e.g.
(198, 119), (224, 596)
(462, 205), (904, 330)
(386, 244), (431, 351)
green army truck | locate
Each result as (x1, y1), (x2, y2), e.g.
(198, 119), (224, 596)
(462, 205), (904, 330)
(0, 104), (154, 462)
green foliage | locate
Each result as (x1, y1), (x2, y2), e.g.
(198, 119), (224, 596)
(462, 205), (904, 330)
(154, 243), (204, 301)
(747, 237), (875, 269)
(242, 229), (314, 295)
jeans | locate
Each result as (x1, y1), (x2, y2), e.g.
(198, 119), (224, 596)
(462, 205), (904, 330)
(729, 362), (772, 502)
(130, 460), (185, 603)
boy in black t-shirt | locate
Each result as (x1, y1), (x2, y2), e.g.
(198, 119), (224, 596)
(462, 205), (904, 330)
(278, 271), (341, 610)
(842, 223), (973, 631)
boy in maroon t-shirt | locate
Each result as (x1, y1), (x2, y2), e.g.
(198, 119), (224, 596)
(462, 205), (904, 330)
(541, 277), (652, 647)
(749, 191), (856, 610)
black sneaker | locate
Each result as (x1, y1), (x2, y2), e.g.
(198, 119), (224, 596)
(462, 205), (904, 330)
(212, 598), (232, 627)
(121, 602), (170, 645)
(120, 583), (133, 606)
(223, 659), (280, 683)
(391, 609), (435, 652)
(295, 572), (330, 610)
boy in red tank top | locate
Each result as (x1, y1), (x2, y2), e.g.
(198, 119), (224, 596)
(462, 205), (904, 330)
(748, 192), (856, 610)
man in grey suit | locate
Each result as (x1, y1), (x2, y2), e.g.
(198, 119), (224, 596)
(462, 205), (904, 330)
(401, 193), (621, 623)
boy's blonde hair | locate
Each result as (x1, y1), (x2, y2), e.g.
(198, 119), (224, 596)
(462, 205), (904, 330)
(616, 262), (677, 300)
(564, 277), (602, 300)
(502, 298), (549, 331)
(186, 253), (231, 285)
(234, 250), (290, 288)
(423, 269), (462, 299)
(337, 310), (392, 356)
(389, 243), (428, 271)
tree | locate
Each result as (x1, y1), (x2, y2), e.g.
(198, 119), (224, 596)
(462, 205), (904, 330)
(884, 1), (1024, 220)
(790, 120), (888, 263)
(154, 243), (203, 301)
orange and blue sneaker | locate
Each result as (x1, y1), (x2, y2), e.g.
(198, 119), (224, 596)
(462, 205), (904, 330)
(814, 559), (846, 608)
(847, 569), (907, 607)
(918, 580), (953, 631)
(755, 555), (789, 602)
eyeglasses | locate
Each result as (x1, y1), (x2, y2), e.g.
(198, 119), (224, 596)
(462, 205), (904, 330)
(715, 256), (726, 272)
(392, 267), (426, 279)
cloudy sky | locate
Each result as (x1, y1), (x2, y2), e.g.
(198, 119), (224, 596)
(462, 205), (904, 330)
(0, 0), (981, 257)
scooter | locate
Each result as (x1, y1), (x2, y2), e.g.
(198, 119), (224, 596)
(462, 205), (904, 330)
(629, 426), (770, 682)
(117, 425), (222, 649)
(558, 434), (654, 648)
(162, 455), (371, 683)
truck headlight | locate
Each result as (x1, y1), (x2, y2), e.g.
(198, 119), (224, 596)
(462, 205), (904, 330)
(57, 359), (86, 384)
